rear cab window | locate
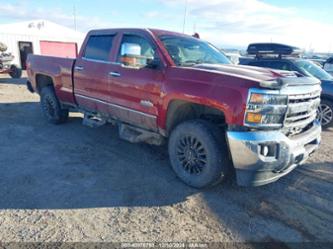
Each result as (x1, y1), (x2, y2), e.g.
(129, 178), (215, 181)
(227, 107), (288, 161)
(83, 35), (114, 61)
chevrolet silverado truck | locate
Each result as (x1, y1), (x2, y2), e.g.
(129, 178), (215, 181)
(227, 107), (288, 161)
(26, 29), (322, 188)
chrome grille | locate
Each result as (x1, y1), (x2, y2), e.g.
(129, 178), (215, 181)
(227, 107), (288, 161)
(283, 90), (321, 136)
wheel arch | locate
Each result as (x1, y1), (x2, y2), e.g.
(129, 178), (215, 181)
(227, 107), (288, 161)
(35, 74), (55, 93)
(164, 99), (228, 136)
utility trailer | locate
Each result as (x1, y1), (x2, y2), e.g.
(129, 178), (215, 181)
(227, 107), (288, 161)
(0, 42), (22, 79)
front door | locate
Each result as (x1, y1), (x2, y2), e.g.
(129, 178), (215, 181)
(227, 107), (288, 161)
(107, 33), (164, 131)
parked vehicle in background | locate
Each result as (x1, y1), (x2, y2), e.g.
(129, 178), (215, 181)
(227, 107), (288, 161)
(310, 59), (325, 68)
(26, 29), (321, 188)
(223, 49), (241, 64)
(324, 57), (333, 75)
(0, 42), (22, 78)
(239, 43), (333, 129)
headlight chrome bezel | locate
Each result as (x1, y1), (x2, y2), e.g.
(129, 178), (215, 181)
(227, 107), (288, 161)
(244, 88), (288, 128)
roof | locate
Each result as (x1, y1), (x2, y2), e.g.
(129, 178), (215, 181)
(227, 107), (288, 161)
(0, 20), (84, 40)
(88, 28), (192, 38)
(149, 28), (190, 37)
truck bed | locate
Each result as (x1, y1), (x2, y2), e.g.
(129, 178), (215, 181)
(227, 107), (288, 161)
(27, 54), (76, 105)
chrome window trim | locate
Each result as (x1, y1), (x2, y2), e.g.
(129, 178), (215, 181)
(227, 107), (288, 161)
(82, 57), (112, 64)
(81, 57), (123, 66)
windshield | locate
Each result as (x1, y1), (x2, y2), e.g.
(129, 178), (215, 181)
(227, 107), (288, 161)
(159, 35), (231, 67)
(295, 60), (333, 81)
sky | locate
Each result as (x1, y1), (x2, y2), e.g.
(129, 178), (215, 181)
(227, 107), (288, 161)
(0, 0), (332, 52)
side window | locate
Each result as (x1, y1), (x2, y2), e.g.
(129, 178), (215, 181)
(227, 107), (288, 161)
(84, 35), (114, 61)
(117, 34), (156, 68)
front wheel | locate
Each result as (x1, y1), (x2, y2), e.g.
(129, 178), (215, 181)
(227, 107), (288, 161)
(168, 120), (231, 188)
(40, 86), (69, 124)
(318, 99), (333, 129)
(9, 65), (22, 79)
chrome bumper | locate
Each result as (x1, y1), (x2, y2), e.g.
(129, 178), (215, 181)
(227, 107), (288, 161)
(227, 121), (321, 186)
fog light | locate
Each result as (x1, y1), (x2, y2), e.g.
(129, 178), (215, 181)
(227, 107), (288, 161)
(261, 146), (269, 157)
(259, 144), (278, 158)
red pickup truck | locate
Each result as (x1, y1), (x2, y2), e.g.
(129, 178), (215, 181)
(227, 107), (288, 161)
(26, 28), (322, 188)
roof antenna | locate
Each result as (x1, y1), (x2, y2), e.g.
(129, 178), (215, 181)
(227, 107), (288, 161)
(182, 0), (188, 33)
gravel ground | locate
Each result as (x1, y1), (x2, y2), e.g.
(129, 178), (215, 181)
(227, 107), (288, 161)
(0, 74), (332, 244)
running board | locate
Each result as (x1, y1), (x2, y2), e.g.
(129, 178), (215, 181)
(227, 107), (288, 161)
(118, 124), (164, 146)
(82, 113), (107, 128)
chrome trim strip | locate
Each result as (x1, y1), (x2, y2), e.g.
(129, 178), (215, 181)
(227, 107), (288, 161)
(109, 72), (121, 77)
(75, 94), (157, 119)
(82, 57), (112, 64)
(81, 57), (123, 66)
(74, 66), (84, 71)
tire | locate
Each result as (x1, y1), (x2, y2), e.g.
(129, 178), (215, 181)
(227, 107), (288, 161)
(9, 65), (22, 79)
(40, 86), (69, 124)
(318, 99), (333, 129)
(168, 120), (231, 188)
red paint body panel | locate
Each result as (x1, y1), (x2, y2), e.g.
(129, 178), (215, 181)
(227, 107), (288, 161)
(40, 41), (78, 58)
(27, 28), (287, 134)
(27, 55), (75, 105)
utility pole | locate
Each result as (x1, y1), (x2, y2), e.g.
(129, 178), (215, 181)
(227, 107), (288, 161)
(182, 0), (188, 33)
(73, 4), (77, 31)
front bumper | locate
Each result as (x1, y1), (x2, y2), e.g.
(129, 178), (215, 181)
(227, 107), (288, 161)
(227, 121), (321, 186)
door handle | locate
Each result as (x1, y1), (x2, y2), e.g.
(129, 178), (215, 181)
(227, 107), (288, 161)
(75, 66), (84, 71)
(109, 72), (121, 77)
(140, 100), (154, 108)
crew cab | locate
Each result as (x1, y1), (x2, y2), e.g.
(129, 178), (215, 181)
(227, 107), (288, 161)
(26, 29), (322, 188)
(240, 43), (333, 129)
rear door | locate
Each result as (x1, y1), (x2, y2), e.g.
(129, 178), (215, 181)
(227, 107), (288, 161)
(106, 32), (164, 131)
(74, 34), (116, 114)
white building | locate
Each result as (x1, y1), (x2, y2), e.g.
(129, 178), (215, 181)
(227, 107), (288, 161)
(0, 20), (85, 69)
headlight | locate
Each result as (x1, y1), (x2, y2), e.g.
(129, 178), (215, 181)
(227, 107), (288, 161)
(245, 91), (288, 127)
(249, 93), (288, 105)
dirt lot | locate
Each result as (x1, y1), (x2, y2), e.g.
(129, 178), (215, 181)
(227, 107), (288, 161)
(0, 74), (332, 244)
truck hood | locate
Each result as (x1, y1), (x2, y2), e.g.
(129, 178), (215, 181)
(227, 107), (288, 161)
(192, 63), (296, 82)
(191, 64), (320, 89)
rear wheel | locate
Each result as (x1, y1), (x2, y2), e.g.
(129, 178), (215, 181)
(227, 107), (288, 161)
(40, 86), (68, 124)
(318, 99), (333, 129)
(9, 65), (22, 79)
(168, 120), (231, 188)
